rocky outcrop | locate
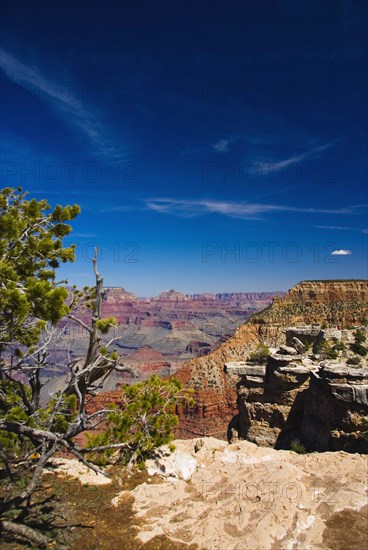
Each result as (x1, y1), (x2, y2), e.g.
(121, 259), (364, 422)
(228, 352), (312, 448)
(301, 365), (368, 452)
(176, 280), (368, 439)
(227, 325), (368, 452)
(252, 280), (368, 346)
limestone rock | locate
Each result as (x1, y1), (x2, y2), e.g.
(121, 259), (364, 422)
(320, 328), (342, 340)
(278, 345), (298, 355)
(224, 362), (266, 377)
(290, 336), (306, 353)
(355, 385), (368, 405)
(121, 438), (368, 550)
(44, 458), (111, 485)
(270, 353), (303, 364)
(145, 448), (198, 481)
(330, 383), (355, 402)
(230, 349), (368, 451)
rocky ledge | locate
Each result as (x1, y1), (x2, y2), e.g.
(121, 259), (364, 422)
(226, 325), (368, 452)
(175, 280), (368, 439)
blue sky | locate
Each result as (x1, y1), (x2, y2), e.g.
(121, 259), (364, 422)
(0, 0), (367, 295)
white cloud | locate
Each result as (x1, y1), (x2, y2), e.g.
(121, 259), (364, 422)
(331, 249), (352, 255)
(254, 142), (335, 175)
(0, 49), (126, 161)
(362, 229), (368, 234)
(313, 225), (354, 231)
(213, 139), (229, 153)
(144, 198), (353, 220)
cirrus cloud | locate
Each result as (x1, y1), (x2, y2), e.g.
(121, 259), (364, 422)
(144, 197), (354, 220)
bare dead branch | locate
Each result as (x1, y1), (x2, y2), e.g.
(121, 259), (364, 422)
(0, 520), (49, 547)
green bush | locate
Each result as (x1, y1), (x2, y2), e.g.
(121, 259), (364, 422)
(290, 439), (307, 454)
(350, 343), (368, 356)
(319, 342), (337, 359)
(331, 339), (345, 352)
(354, 329), (366, 344)
(248, 343), (270, 365)
(347, 356), (361, 366)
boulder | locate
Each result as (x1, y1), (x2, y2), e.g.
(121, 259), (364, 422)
(270, 353), (303, 365)
(278, 345), (298, 355)
(145, 449), (198, 481)
(290, 337), (306, 353)
(320, 328), (342, 341)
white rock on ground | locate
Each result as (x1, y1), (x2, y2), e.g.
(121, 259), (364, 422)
(121, 437), (368, 550)
(145, 448), (198, 481)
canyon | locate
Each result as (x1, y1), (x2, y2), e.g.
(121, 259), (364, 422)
(38, 280), (368, 550)
(45, 289), (282, 388)
(175, 280), (368, 445)
(46, 280), (368, 453)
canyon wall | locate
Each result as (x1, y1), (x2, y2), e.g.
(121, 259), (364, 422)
(229, 336), (368, 453)
(176, 280), (368, 441)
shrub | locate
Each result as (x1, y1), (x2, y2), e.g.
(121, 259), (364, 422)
(347, 357), (361, 366)
(350, 343), (368, 356)
(354, 329), (366, 344)
(317, 341), (338, 359)
(290, 439), (307, 454)
(332, 339), (345, 352)
(248, 343), (270, 365)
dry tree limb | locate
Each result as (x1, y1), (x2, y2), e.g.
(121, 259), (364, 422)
(0, 520), (49, 547)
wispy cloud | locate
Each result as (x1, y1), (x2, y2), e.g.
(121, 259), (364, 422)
(313, 225), (354, 231)
(314, 225), (368, 234)
(331, 249), (352, 256)
(213, 139), (229, 153)
(0, 49), (126, 161)
(144, 198), (354, 220)
(254, 142), (334, 174)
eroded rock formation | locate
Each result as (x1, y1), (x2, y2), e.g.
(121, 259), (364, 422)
(226, 325), (368, 452)
(176, 280), (368, 440)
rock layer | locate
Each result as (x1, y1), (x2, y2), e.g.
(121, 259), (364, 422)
(232, 351), (368, 452)
(176, 280), (368, 439)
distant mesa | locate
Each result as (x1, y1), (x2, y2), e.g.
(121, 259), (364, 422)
(154, 289), (188, 301)
(103, 287), (138, 302)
